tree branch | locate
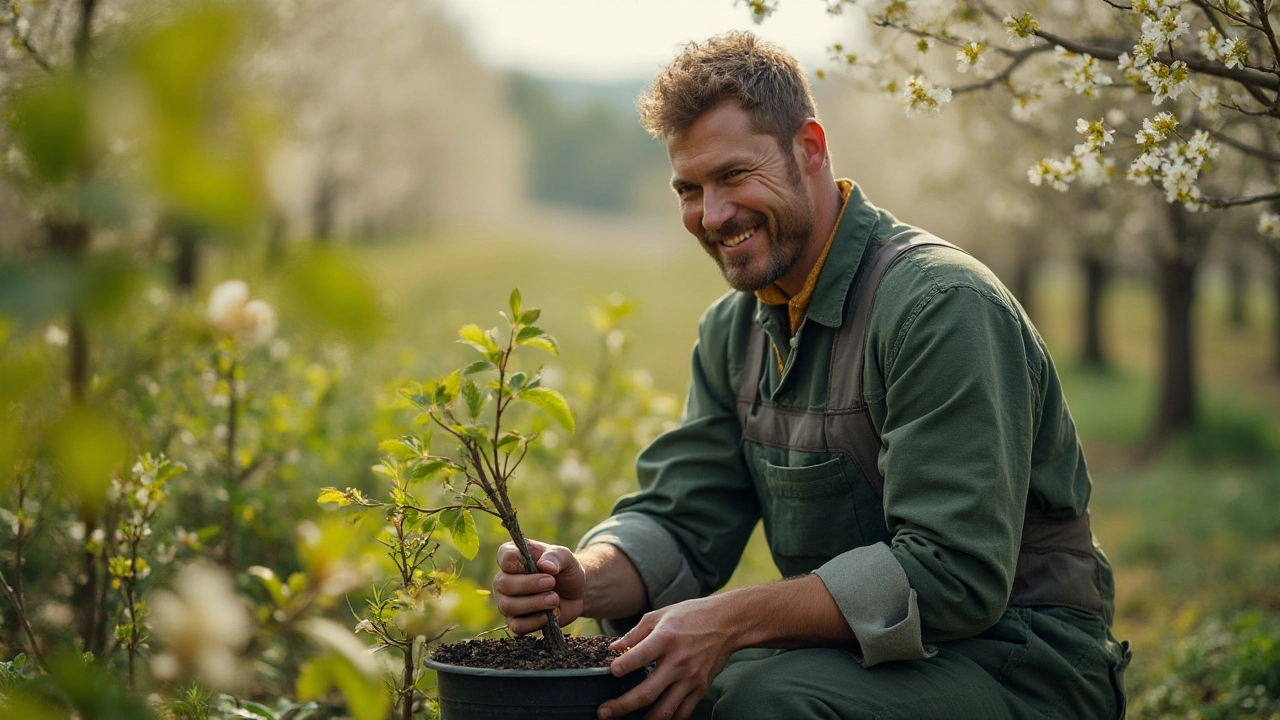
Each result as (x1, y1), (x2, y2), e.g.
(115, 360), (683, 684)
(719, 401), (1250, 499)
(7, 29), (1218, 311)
(0, 567), (48, 672)
(1036, 28), (1280, 92)
(1202, 188), (1280, 207)
(951, 45), (1048, 95)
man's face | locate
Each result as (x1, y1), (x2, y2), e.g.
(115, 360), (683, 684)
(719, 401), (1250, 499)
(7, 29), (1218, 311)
(668, 102), (815, 293)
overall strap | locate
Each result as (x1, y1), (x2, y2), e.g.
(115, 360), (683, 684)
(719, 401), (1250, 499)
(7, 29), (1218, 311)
(733, 229), (1103, 616)
(829, 230), (962, 496)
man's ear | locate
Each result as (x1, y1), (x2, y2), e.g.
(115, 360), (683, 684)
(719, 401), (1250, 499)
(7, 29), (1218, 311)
(794, 118), (828, 176)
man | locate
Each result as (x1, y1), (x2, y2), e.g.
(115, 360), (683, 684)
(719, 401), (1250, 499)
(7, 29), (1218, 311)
(493, 31), (1129, 720)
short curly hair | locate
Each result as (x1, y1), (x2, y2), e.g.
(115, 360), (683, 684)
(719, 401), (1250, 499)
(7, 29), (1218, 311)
(637, 31), (818, 150)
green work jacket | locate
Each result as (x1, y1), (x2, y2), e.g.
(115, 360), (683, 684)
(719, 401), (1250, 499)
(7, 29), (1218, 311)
(580, 181), (1118, 668)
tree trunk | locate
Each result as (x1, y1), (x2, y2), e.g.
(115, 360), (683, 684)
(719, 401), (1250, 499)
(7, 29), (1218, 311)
(173, 223), (200, 294)
(1155, 206), (1199, 439)
(1273, 250), (1280, 375)
(1081, 252), (1110, 369)
(1227, 255), (1248, 329)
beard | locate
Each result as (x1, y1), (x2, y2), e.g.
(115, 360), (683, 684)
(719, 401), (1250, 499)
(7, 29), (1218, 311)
(702, 183), (814, 293)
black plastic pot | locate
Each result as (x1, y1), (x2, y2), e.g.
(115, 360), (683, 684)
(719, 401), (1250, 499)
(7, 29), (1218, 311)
(425, 659), (649, 720)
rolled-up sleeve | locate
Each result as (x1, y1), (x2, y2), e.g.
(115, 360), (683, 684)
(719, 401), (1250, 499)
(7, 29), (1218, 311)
(577, 512), (700, 609)
(814, 542), (936, 666)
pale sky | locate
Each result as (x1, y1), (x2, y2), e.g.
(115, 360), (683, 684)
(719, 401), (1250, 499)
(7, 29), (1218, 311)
(438, 0), (861, 83)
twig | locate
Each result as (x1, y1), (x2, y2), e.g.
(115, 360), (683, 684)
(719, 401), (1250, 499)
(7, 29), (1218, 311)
(0, 567), (48, 672)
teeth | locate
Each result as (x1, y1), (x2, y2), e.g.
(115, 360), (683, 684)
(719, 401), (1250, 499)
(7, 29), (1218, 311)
(721, 227), (756, 248)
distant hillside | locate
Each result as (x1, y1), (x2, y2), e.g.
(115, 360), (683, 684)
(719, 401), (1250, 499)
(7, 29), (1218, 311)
(506, 72), (669, 213)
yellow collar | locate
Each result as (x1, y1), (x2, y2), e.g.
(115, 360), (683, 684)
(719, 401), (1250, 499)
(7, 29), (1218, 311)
(755, 179), (854, 337)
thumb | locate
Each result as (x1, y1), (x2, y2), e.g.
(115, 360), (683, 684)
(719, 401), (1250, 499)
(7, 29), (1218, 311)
(535, 545), (575, 575)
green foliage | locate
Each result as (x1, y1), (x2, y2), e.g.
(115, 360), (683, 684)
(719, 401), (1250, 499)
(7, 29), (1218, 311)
(1130, 612), (1280, 718)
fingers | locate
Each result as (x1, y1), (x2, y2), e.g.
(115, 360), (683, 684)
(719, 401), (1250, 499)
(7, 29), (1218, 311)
(495, 586), (560, 622)
(506, 607), (555, 636)
(598, 654), (703, 720)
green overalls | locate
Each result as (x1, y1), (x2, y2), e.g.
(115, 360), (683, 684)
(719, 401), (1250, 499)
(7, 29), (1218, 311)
(580, 183), (1130, 719)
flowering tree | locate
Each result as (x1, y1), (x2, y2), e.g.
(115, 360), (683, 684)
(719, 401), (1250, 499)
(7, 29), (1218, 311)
(747, 0), (1280, 434)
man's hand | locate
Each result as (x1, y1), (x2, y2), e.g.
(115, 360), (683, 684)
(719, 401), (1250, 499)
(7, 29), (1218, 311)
(597, 596), (738, 720)
(492, 540), (585, 634)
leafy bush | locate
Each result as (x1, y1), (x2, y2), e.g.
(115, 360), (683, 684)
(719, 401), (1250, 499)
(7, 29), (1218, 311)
(1130, 612), (1280, 719)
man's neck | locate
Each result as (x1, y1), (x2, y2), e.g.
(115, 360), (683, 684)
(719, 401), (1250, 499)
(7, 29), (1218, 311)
(773, 177), (844, 298)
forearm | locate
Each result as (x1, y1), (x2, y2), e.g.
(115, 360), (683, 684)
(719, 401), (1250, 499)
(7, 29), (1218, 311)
(579, 543), (648, 620)
(712, 573), (856, 651)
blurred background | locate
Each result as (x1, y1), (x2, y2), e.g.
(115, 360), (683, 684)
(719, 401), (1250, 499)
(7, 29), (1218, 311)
(0, 1), (1277, 718)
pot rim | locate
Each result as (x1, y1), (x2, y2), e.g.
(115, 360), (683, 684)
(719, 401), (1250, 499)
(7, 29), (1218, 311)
(424, 658), (622, 678)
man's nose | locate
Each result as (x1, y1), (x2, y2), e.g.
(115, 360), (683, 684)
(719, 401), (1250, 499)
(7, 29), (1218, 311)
(702, 188), (735, 231)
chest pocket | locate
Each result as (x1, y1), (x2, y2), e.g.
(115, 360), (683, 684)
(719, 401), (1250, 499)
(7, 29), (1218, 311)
(746, 446), (885, 577)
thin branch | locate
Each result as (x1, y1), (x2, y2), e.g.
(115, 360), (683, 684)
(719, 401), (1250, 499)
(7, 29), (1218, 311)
(6, 6), (55, 72)
(1252, 0), (1280, 73)
(1202, 188), (1280, 207)
(1036, 28), (1280, 92)
(0, 567), (48, 672)
(951, 46), (1047, 95)
(1207, 129), (1280, 162)
(1189, 0), (1264, 30)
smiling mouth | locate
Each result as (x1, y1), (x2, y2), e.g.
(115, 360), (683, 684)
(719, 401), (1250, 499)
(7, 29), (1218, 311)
(720, 226), (758, 248)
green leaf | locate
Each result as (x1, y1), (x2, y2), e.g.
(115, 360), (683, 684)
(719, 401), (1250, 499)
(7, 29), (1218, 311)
(457, 324), (498, 356)
(436, 370), (462, 405)
(519, 308), (541, 325)
(377, 436), (420, 461)
(462, 359), (494, 375)
(247, 565), (288, 608)
(9, 74), (89, 183)
(518, 387), (576, 433)
(297, 652), (388, 720)
(516, 326), (560, 355)
(440, 508), (479, 560)
(495, 432), (521, 453)
(509, 288), (523, 320)
(317, 487), (349, 505)
(462, 379), (485, 420)
(409, 458), (451, 481)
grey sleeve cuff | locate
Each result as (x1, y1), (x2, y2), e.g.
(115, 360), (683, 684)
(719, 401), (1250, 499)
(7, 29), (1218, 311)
(577, 512), (701, 611)
(814, 542), (938, 667)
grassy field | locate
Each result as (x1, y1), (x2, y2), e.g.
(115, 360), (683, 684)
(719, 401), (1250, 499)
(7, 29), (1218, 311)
(356, 224), (1280, 716)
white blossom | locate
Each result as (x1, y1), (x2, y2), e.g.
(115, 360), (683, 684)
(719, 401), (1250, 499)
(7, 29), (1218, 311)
(955, 41), (987, 74)
(1135, 112), (1178, 149)
(1056, 47), (1113, 97)
(1010, 93), (1043, 122)
(1127, 151), (1163, 186)
(1140, 7), (1189, 48)
(1028, 157), (1078, 192)
(150, 563), (252, 689)
(1074, 118), (1115, 152)
(1198, 28), (1247, 69)
(206, 280), (277, 349)
(44, 325), (69, 347)
(901, 74), (952, 117)
(1258, 211), (1280, 240)
(1194, 83), (1221, 121)
(1142, 60), (1191, 104)
(1004, 11), (1040, 47)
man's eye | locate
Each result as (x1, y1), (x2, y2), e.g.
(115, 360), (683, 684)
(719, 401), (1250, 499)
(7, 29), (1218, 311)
(724, 169), (744, 180)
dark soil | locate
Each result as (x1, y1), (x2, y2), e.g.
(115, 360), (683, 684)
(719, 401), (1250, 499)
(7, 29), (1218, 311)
(430, 635), (624, 670)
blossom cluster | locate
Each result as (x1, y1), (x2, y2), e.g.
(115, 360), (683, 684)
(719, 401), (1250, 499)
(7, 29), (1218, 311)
(206, 280), (278, 348)
(900, 74), (952, 117)
(1127, 114), (1220, 207)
